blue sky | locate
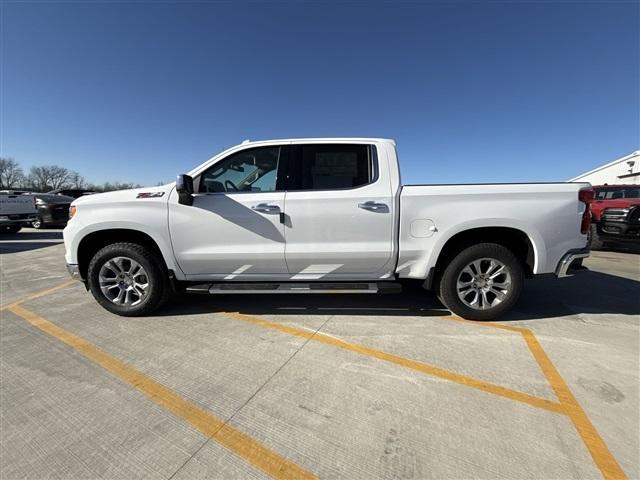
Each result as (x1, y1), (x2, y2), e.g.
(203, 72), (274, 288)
(2, 1), (638, 186)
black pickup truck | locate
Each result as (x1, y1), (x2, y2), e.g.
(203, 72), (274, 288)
(597, 203), (640, 246)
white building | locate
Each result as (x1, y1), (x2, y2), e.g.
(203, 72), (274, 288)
(569, 150), (640, 185)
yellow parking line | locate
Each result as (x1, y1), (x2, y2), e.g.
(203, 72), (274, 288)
(0, 280), (77, 311)
(522, 330), (627, 480)
(4, 282), (625, 479)
(225, 311), (627, 480)
(6, 304), (316, 480)
(444, 314), (627, 480)
(442, 314), (528, 333)
(225, 312), (565, 414)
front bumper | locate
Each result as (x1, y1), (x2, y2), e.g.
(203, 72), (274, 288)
(66, 263), (83, 281)
(555, 248), (590, 278)
(599, 222), (640, 243)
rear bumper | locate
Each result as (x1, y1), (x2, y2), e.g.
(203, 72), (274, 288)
(0, 214), (38, 226)
(38, 209), (69, 226)
(555, 248), (590, 278)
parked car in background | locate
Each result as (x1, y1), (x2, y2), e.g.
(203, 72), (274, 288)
(64, 138), (592, 320)
(588, 184), (640, 248)
(0, 190), (32, 195)
(29, 193), (75, 229)
(48, 188), (96, 199)
(593, 202), (640, 248)
(0, 192), (38, 233)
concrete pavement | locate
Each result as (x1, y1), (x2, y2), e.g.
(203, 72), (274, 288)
(1, 229), (638, 479)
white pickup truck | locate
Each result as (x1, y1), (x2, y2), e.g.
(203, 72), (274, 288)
(0, 192), (38, 233)
(64, 138), (592, 320)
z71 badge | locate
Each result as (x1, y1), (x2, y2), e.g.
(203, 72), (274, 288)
(136, 192), (165, 199)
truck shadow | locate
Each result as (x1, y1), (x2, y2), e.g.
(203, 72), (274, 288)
(595, 243), (640, 255)
(1, 231), (62, 240)
(158, 271), (639, 322)
(0, 231), (63, 254)
(504, 270), (640, 321)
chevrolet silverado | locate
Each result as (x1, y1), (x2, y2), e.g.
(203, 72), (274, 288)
(64, 138), (592, 320)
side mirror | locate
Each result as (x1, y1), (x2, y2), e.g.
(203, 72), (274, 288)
(176, 174), (194, 206)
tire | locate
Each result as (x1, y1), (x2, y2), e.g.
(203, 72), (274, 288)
(31, 218), (42, 229)
(588, 223), (604, 250)
(87, 242), (169, 316)
(439, 243), (524, 321)
(1, 225), (21, 234)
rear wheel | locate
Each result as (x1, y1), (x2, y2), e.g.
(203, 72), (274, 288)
(31, 218), (43, 229)
(439, 243), (524, 320)
(87, 242), (169, 316)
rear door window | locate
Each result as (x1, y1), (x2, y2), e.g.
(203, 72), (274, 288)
(286, 144), (375, 191)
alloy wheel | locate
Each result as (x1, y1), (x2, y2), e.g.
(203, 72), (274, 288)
(456, 258), (512, 310)
(98, 256), (149, 306)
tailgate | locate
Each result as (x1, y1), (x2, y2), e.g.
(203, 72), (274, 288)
(0, 195), (37, 215)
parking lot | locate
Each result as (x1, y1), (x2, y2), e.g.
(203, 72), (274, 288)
(1, 228), (638, 479)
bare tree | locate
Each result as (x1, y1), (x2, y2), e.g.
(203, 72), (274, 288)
(69, 171), (86, 189)
(28, 165), (72, 192)
(93, 181), (142, 192)
(0, 158), (25, 189)
(2, 158), (145, 193)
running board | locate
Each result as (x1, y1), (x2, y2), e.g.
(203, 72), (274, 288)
(185, 282), (402, 295)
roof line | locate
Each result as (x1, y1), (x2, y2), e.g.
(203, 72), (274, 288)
(568, 150), (640, 181)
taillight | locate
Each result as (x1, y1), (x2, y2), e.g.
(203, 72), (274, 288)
(579, 187), (594, 234)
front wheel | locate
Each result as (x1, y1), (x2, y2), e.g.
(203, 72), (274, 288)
(588, 223), (604, 250)
(87, 242), (169, 316)
(438, 243), (524, 321)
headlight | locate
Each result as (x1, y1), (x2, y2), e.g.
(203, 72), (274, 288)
(35, 198), (45, 206)
(69, 206), (77, 219)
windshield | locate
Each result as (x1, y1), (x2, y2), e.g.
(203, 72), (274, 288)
(594, 187), (640, 200)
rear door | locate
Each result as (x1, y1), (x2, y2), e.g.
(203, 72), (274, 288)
(282, 143), (395, 279)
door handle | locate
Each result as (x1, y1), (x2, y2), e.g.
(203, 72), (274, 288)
(251, 203), (280, 214)
(358, 201), (389, 212)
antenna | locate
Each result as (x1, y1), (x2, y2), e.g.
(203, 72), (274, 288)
(241, 139), (251, 144)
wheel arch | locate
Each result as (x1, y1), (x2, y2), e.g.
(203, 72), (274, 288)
(425, 226), (536, 289)
(77, 228), (169, 282)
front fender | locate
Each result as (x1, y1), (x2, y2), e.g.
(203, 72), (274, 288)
(63, 200), (184, 279)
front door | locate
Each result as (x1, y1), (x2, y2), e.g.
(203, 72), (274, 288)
(283, 143), (395, 279)
(169, 146), (288, 279)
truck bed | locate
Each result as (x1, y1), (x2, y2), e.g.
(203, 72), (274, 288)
(397, 182), (589, 278)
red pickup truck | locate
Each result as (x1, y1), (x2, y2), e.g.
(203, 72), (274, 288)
(589, 184), (640, 249)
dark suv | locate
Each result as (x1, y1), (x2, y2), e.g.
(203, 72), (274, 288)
(30, 193), (75, 229)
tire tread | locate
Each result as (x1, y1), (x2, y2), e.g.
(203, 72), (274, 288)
(87, 242), (169, 316)
(438, 243), (524, 321)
